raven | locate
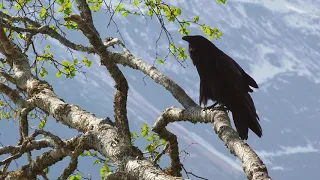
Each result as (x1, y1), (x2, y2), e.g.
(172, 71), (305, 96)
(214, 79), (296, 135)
(182, 35), (262, 140)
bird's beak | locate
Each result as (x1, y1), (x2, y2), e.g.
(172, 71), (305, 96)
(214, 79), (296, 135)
(182, 36), (189, 42)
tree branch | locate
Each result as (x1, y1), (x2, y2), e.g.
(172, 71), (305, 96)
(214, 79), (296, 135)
(0, 82), (25, 107)
(0, 70), (16, 84)
(154, 107), (271, 180)
(67, 1), (131, 143)
(153, 143), (169, 164)
(0, 139), (53, 156)
(109, 51), (197, 108)
(0, 11), (95, 54)
(59, 135), (87, 180)
(153, 115), (182, 177)
(2, 133), (91, 179)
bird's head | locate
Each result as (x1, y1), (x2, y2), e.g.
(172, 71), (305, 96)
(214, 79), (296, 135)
(182, 35), (208, 44)
(183, 35), (214, 54)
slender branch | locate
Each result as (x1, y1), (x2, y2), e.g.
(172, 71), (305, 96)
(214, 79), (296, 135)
(0, 11), (95, 54)
(181, 165), (208, 180)
(33, 129), (65, 148)
(0, 139), (54, 155)
(0, 82), (25, 107)
(2, 133), (91, 179)
(0, 70), (15, 84)
(153, 143), (169, 163)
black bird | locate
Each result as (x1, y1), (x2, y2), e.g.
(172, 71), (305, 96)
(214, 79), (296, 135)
(182, 35), (262, 140)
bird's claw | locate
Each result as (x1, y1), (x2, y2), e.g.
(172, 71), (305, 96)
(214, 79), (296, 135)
(203, 103), (229, 112)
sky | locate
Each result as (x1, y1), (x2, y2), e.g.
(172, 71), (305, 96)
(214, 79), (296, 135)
(1, 0), (320, 179)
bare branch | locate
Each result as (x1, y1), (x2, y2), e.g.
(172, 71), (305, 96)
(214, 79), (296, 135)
(153, 143), (169, 164)
(59, 135), (87, 180)
(109, 51), (197, 108)
(33, 129), (65, 148)
(181, 165), (208, 180)
(2, 133), (91, 179)
(152, 115), (182, 176)
(0, 139), (54, 156)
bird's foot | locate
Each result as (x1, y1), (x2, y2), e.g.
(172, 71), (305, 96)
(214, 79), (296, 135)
(203, 102), (219, 110)
(203, 103), (229, 111)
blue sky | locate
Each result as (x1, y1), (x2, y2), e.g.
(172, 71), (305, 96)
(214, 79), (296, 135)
(1, 0), (320, 179)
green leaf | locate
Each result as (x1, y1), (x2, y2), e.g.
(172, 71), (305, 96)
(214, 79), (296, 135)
(57, 0), (65, 4)
(133, 0), (140, 6)
(100, 164), (111, 179)
(38, 116), (48, 129)
(176, 8), (182, 15)
(82, 56), (92, 67)
(57, 6), (64, 12)
(69, 174), (82, 180)
(145, 144), (155, 152)
(72, 59), (78, 64)
(141, 123), (149, 137)
(62, 60), (69, 66)
(40, 7), (47, 19)
(216, 0), (227, 4)
(94, 159), (101, 165)
(86, 151), (92, 156)
(115, 3), (124, 13)
(147, 135), (155, 141)
(148, 9), (153, 16)
(193, 16), (199, 23)
(56, 70), (62, 78)
(18, 33), (26, 39)
(157, 58), (164, 65)
(170, 43), (176, 54)
(29, 113), (35, 118)
(122, 11), (129, 17)
(131, 132), (139, 138)
(179, 26), (189, 35)
(43, 167), (49, 174)
(40, 67), (49, 78)
(0, 3), (6, 9)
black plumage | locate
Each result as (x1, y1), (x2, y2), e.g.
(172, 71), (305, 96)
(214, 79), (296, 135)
(182, 35), (262, 140)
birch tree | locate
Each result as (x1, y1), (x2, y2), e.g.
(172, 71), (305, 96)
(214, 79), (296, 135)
(0, 0), (271, 179)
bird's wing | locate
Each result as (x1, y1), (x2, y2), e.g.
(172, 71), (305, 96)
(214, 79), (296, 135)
(231, 58), (259, 89)
(216, 55), (244, 91)
(217, 54), (258, 93)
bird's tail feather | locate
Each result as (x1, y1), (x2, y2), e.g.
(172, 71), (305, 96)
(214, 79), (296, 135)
(230, 94), (262, 140)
